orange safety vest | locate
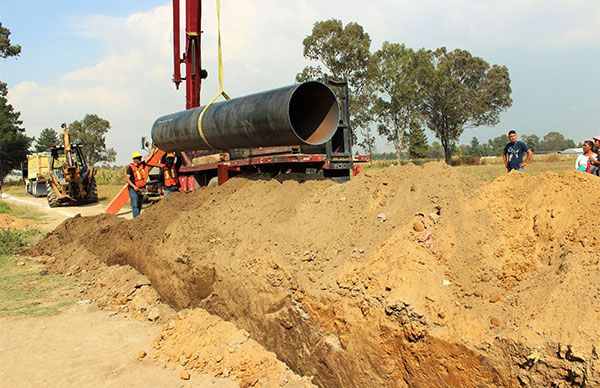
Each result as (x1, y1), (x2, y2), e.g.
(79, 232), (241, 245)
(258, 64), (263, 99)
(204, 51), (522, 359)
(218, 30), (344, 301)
(163, 165), (179, 187)
(129, 163), (147, 187)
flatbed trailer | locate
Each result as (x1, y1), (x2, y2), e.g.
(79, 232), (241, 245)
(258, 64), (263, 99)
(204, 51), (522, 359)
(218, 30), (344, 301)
(174, 152), (370, 190)
(106, 149), (369, 215)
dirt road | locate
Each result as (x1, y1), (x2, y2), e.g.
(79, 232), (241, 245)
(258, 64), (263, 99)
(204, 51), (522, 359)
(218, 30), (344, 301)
(0, 193), (129, 230)
(0, 305), (235, 387)
(0, 195), (181, 387)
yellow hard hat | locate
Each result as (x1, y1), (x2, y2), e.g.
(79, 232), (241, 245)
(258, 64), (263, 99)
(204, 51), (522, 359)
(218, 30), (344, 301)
(131, 152), (143, 159)
(166, 152), (176, 158)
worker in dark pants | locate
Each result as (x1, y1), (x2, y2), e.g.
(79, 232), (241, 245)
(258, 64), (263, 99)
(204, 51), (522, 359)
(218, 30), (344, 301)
(158, 152), (182, 197)
(125, 152), (147, 218)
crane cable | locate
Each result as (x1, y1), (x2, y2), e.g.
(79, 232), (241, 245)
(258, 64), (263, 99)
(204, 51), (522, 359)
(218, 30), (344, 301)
(197, 0), (230, 149)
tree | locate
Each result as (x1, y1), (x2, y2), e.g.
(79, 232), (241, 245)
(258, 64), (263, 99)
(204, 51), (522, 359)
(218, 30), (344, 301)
(468, 137), (482, 156)
(538, 131), (576, 152)
(357, 126), (376, 159)
(297, 19), (372, 90)
(0, 23), (21, 58)
(0, 83), (32, 181)
(418, 47), (512, 163)
(521, 134), (540, 153)
(408, 124), (428, 159)
(296, 19), (375, 142)
(68, 114), (116, 166)
(371, 43), (429, 163)
(0, 25), (30, 182)
(486, 135), (508, 156)
(33, 128), (60, 152)
(428, 141), (444, 159)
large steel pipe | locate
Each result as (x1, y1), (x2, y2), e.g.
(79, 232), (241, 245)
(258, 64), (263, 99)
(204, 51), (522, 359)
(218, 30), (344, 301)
(151, 81), (340, 151)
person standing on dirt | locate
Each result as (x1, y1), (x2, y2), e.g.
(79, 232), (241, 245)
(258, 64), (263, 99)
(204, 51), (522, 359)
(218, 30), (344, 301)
(590, 135), (600, 174)
(502, 130), (533, 173)
(125, 152), (147, 218)
(575, 140), (598, 175)
(158, 153), (182, 197)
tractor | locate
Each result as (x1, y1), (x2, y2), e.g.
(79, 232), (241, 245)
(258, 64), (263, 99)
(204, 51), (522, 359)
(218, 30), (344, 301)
(45, 123), (98, 207)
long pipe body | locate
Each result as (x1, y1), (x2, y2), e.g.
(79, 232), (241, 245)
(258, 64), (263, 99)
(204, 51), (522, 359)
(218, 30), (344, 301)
(151, 81), (340, 151)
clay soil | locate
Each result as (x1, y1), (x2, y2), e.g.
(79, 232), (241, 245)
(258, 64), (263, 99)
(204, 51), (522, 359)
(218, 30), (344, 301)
(29, 162), (600, 386)
(0, 214), (33, 229)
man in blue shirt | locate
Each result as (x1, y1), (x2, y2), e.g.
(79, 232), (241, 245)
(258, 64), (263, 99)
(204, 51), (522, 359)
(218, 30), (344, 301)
(502, 130), (533, 172)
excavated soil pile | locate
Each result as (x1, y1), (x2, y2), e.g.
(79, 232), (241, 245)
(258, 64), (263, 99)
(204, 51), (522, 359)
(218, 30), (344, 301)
(151, 309), (315, 387)
(0, 214), (33, 229)
(30, 163), (600, 386)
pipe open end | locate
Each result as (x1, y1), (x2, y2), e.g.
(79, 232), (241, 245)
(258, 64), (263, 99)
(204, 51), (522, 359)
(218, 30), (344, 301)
(289, 82), (340, 145)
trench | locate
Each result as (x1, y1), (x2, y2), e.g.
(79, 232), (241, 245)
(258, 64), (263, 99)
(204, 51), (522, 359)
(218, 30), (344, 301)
(30, 214), (510, 387)
(101, 250), (506, 387)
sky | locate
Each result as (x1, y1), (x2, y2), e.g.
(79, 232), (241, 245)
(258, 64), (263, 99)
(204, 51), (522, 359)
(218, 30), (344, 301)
(1, 0), (599, 164)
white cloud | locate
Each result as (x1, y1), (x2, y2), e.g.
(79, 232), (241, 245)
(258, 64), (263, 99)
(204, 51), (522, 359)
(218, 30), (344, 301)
(7, 0), (599, 162)
(8, 5), (181, 164)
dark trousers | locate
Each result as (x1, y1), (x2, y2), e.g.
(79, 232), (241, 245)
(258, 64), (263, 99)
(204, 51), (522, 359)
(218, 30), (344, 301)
(128, 187), (144, 218)
(163, 185), (179, 197)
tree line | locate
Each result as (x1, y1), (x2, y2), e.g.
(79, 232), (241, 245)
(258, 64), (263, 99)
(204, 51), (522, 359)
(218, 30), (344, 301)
(372, 130), (578, 161)
(297, 19), (513, 164)
(31, 115), (116, 165)
(462, 131), (577, 157)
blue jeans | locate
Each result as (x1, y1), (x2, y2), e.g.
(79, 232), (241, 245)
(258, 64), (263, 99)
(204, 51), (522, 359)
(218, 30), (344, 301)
(128, 187), (144, 218)
(508, 167), (525, 173)
(163, 185), (179, 197)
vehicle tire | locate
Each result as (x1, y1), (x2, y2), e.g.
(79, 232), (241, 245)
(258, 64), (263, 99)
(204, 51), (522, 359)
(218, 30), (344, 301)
(85, 177), (99, 204)
(207, 176), (219, 188)
(46, 182), (59, 208)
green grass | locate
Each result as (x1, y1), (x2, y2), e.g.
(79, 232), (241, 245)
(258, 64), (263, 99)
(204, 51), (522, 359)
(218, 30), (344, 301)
(1, 184), (28, 197)
(0, 228), (41, 255)
(98, 183), (127, 203)
(0, 256), (73, 317)
(0, 199), (46, 221)
(0, 228), (72, 317)
(96, 166), (126, 185)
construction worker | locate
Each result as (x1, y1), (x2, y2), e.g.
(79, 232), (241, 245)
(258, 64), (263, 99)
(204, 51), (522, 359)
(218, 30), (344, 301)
(158, 152), (182, 197)
(125, 152), (146, 218)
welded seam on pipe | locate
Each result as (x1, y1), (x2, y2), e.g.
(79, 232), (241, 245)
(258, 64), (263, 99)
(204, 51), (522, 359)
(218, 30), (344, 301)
(197, 107), (215, 149)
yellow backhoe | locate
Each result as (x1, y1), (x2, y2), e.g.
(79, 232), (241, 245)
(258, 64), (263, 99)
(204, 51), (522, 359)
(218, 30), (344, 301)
(45, 123), (98, 207)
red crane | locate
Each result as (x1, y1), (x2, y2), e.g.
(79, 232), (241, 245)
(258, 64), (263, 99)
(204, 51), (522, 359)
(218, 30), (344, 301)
(173, 0), (207, 109)
(106, 0), (205, 214)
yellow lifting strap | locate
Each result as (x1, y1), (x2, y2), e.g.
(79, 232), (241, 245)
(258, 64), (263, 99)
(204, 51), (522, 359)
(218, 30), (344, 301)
(197, 0), (230, 149)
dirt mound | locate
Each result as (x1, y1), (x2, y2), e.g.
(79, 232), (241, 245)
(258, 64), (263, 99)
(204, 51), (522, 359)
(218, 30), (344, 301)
(151, 309), (314, 387)
(29, 163), (600, 386)
(0, 214), (33, 229)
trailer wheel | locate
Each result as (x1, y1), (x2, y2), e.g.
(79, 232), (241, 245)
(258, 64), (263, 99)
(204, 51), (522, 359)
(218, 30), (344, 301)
(46, 182), (59, 208)
(207, 176), (219, 188)
(85, 177), (99, 204)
